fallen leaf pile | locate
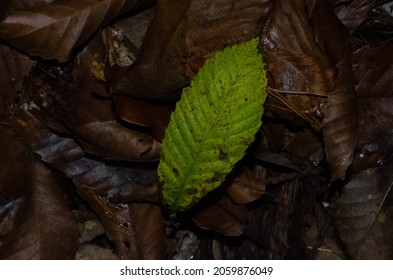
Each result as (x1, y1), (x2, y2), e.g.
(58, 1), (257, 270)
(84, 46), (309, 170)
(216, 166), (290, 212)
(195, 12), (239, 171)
(1, 0), (392, 259)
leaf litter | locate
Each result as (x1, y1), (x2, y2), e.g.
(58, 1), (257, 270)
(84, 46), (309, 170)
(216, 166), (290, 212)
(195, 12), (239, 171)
(0, 0), (393, 259)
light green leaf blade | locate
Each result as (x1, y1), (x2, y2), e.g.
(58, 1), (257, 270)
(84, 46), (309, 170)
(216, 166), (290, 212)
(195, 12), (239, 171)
(158, 38), (267, 212)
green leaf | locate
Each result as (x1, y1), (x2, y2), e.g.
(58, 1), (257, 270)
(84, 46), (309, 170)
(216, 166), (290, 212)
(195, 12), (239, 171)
(158, 38), (267, 212)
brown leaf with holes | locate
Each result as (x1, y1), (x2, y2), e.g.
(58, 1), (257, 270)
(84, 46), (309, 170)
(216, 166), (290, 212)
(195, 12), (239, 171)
(111, 0), (272, 100)
(0, 123), (78, 259)
(0, 0), (153, 61)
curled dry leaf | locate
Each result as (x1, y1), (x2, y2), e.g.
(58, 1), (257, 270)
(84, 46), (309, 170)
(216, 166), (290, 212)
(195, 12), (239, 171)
(112, 0), (272, 100)
(334, 165), (393, 259)
(0, 0), (153, 61)
(0, 123), (78, 259)
(74, 121), (161, 162)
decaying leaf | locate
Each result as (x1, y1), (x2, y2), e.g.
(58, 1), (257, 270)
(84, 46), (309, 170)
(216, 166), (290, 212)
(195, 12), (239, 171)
(114, 95), (174, 142)
(23, 34), (162, 162)
(334, 165), (393, 259)
(0, 123), (78, 259)
(158, 39), (267, 211)
(225, 167), (266, 205)
(191, 194), (249, 237)
(260, 0), (333, 128)
(353, 43), (393, 98)
(306, 0), (358, 181)
(0, 0), (153, 61)
(129, 203), (166, 259)
(334, 0), (384, 33)
(111, 0), (272, 100)
(8, 109), (163, 258)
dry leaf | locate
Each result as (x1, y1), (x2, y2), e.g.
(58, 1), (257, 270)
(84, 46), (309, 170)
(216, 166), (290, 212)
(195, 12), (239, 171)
(129, 203), (166, 259)
(260, 0), (333, 128)
(0, 0), (153, 61)
(191, 194), (248, 237)
(111, 0), (272, 100)
(306, 0), (358, 181)
(9, 109), (162, 258)
(226, 168), (266, 205)
(334, 0), (384, 33)
(353, 43), (393, 98)
(0, 123), (78, 259)
(334, 165), (393, 259)
(114, 95), (174, 142)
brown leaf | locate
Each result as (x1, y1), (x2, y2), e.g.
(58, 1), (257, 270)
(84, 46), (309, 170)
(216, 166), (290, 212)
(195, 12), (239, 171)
(0, 44), (34, 116)
(8, 0), (55, 11)
(103, 5), (155, 69)
(353, 43), (393, 98)
(129, 203), (166, 259)
(9, 109), (162, 258)
(334, 0), (384, 34)
(111, 0), (272, 100)
(23, 36), (162, 162)
(191, 194), (248, 237)
(0, 0), (153, 61)
(334, 165), (393, 259)
(351, 43), (393, 172)
(10, 109), (160, 204)
(115, 95), (174, 141)
(260, 0), (333, 128)
(0, 160), (79, 259)
(307, 0), (358, 181)
(74, 120), (161, 161)
(0, 123), (78, 259)
(226, 168), (266, 205)
(261, 0), (357, 180)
